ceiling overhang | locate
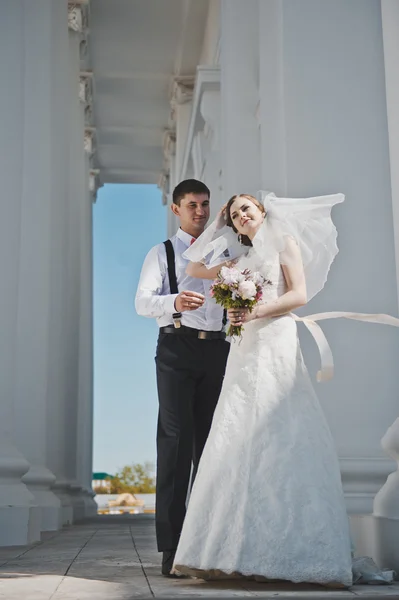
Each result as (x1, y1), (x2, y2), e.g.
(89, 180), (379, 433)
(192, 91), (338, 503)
(88, 0), (210, 186)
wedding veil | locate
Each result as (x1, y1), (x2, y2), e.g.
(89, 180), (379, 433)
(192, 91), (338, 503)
(183, 191), (345, 302)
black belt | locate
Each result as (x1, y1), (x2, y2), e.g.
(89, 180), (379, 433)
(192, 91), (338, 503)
(160, 325), (226, 340)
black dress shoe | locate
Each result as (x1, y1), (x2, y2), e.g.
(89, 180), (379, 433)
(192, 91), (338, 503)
(162, 550), (179, 577)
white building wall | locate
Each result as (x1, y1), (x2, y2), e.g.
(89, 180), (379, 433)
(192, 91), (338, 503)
(272, 0), (398, 512)
(184, 0), (399, 516)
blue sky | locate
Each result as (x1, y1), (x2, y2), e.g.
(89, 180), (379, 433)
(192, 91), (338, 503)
(93, 184), (166, 475)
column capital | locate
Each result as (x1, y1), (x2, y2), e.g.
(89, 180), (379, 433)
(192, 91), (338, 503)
(84, 128), (96, 156)
(158, 172), (170, 206)
(89, 169), (101, 200)
(79, 71), (93, 106)
(169, 76), (195, 125)
(169, 76), (195, 106)
(68, 3), (89, 34)
(80, 73), (94, 127)
(162, 130), (176, 171)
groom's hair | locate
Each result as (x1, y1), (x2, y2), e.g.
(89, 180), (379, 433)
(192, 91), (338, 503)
(172, 179), (210, 205)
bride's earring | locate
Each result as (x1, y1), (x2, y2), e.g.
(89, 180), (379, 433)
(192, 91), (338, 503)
(238, 234), (243, 244)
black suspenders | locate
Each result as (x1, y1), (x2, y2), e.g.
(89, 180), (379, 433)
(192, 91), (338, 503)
(163, 240), (182, 328)
(163, 240), (179, 294)
(163, 239), (227, 330)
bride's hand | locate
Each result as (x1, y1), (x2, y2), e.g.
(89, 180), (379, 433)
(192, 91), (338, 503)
(227, 307), (258, 326)
(215, 203), (228, 230)
(225, 258), (238, 268)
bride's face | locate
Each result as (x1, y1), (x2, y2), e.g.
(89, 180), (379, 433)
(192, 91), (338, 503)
(229, 196), (265, 239)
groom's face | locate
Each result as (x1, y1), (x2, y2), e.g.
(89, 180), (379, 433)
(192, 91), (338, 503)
(172, 193), (210, 235)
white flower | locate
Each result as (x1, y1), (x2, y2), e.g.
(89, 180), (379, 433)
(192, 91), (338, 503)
(251, 271), (265, 286)
(238, 280), (257, 300)
(220, 266), (240, 285)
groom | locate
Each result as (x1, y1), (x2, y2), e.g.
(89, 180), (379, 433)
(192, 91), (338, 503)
(135, 179), (229, 576)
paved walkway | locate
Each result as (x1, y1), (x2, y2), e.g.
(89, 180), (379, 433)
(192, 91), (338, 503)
(0, 515), (398, 599)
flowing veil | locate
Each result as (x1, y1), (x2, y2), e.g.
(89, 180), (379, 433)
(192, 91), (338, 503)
(184, 191), (345, 303)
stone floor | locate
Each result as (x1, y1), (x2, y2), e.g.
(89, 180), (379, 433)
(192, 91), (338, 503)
(0, 515), (398, 600)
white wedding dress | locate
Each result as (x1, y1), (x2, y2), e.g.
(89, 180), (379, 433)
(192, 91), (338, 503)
(174, 248), (353, 587)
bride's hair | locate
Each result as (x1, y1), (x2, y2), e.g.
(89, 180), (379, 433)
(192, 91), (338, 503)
(225, 194), (266, 247)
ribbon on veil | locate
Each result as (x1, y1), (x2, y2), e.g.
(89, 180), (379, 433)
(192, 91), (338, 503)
(291, 311), (399, 382)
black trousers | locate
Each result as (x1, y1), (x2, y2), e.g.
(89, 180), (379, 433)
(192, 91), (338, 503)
(155, 332), (229, 552)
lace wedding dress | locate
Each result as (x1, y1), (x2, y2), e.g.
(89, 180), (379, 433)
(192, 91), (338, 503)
(173, 248), (353, 587)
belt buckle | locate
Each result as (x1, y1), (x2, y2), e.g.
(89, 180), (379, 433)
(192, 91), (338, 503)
(198, 331), (208, 340)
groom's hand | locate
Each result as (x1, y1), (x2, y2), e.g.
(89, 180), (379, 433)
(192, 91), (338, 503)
(175, 290), (205, 312)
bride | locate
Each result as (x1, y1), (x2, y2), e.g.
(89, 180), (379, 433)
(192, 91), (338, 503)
(172, 191), (354, 587)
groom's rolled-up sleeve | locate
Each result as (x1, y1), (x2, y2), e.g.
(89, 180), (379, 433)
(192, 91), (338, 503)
(135, 245), (178, 318)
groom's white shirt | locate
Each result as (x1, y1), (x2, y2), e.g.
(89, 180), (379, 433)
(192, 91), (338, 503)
(135, 227), (224, 331)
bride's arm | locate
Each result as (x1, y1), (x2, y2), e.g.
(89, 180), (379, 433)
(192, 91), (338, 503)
(186, 261), (227, 280)
(254, 237), (307, 319)
(229, 238), (306, 325)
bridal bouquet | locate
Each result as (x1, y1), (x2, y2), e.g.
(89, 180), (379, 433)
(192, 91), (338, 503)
(210, 266), (269, 338)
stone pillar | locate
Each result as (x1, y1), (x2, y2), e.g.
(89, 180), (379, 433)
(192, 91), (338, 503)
(171, 81), (193, 185)
(350, 0), (399, 573)
(0, 0), (40, 546)
(71, 42), (97, 519)
(220, 0), (261, 199)
(64, 25), (87, 522)
(44, 4), (83, 528)
(255, 0), (399, 513)
(77, 158), (97, 518)
(167, 81), (194, 236)
(14, 0), (69, 534)
(258, 0), (287, 195)
(67, 3), (98, 518)
(378, 0), (399, 526)
(200, 89), (222, 217)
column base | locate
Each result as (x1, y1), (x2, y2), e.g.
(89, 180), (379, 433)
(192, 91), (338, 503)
(69, 482), (87, 522)
(22, 465), (62, 532)
(0, 447), (40, 546)
(52, 482), (74, 526)
(0, 505), (40, 547)
(82, 486), (98, 518)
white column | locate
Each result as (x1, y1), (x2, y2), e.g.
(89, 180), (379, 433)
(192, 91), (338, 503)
(175, 102), (192, 184)
(258, 0), (287, 195)
(381, 0), (399, 295)
(44, 9), (77, 528)
(220, 0), (261, 199)
(67, 26), (97, 518)
(168, 91), (193, 237)
(14, 0), (68, 534)
(0, 0), (40, 546)
(200, 89), (223, 217)
(352, 0), (399, 574)
(77, 159), (97, 518)
(255, 0), (399, 513)
(380, 0), (399, 499)
(64, 26), (88, 522)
